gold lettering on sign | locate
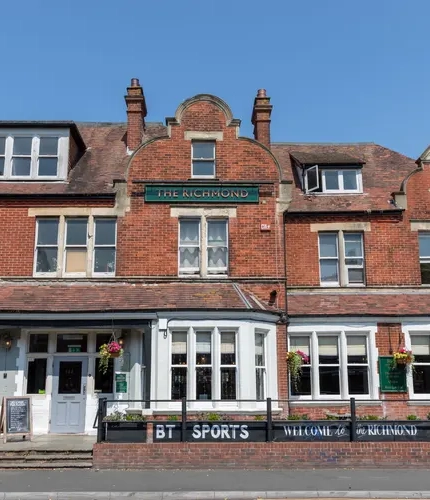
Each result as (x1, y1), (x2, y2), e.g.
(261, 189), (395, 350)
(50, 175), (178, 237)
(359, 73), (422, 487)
(183, 189), (190, 197)
(194, 190), (202, 198)
(211, 190), (220, 197)
(241, 190), (248, 198)
(173, 190), (178, 198)
(230, 190), (239, 198)
(202, 191), (210, 197)
(221, 190), (230, 198)
(157, 190), (163, 198)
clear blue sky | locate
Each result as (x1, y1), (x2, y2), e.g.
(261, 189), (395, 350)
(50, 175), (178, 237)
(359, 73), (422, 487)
(1, 0), (428, 158)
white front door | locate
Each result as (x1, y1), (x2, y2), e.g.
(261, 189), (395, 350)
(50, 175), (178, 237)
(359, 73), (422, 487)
(51, 357), (88, 433)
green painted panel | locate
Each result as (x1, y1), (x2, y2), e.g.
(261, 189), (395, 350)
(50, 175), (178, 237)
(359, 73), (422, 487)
(379, 356), (407, 392)
(145, 185), (259, 203)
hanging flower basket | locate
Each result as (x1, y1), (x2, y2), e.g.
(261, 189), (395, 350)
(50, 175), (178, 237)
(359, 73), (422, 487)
(286, 350), (309, 390)
(393, 348), (414, 367)
(99, 341), (124, 374)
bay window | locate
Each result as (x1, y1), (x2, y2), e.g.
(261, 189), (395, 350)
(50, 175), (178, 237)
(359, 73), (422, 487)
(289, 330), (373, 399)
(170, 328), (239, 401)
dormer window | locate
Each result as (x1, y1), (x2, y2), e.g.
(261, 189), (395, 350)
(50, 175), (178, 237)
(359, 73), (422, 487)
(304, 165), (362, 194)
(0, 130), (69, 180)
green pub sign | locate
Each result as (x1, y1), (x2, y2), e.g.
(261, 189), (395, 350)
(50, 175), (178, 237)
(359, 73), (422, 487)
(378, 356), (407, 392)
(145, 184), (259, 203)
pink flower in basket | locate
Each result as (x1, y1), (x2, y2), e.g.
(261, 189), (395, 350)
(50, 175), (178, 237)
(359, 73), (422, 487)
(296, 350), (310, 364)
(107, 341), (122, 354)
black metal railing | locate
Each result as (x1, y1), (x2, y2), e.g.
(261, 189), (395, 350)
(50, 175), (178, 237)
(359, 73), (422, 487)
(95, 397), (430, 443)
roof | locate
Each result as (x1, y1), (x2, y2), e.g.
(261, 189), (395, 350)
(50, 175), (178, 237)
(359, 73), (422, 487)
(0, 121), (167, 196)
(289, 150), (364, 165)
(288, 290), (430, 317)
(272, 143), (416, 213)
(0, 282), (279, 314)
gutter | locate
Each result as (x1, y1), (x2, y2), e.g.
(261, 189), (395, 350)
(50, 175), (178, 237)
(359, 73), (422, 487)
(0, 193), (116, 199)
(285, 209), (404, 216)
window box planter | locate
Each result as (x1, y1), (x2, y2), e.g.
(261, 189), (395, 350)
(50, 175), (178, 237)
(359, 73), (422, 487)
(104, 421), (147, 443)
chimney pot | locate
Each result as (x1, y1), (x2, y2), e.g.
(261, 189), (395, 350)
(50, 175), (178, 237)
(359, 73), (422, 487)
(124, 78), (147, 151)
(251, 89), (272, 148)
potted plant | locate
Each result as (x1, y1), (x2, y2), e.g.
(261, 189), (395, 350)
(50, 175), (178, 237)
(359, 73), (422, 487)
(393, 347), (414, 366)
(99, 341), (123, 374)
(103, 411), (147, 443)
(286, 350), (309, 390)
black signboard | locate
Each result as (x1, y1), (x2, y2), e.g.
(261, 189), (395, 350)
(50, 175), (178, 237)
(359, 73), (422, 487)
(1, 397), (32, 442)
(273, 421), (350, 442)
(356, 421), (430, 441)
(153, 421), (267, 442)
(379, 356), (407, 392)
(6, 397), (31, 434)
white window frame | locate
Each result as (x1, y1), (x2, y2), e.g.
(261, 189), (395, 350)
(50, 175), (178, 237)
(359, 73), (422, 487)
(0, 129), (69, 180)
(219, 330), (237, 401)
(191, 140), (216, 178)
(255, 330), (267, 401)
(288, 324), (378, 401)
(304, 164), (320, 193)
(304, 167), (362, 194)
(169, 327), (242, 403)
(318, 231), (365, 287)
(418, 232), (430, 285)
(207, 219), (228, 275)
(93, 218), (117, 277)
(34, 216), (117, 278)
(404, 326), (430, 399)
(170, 330), (189, 400)
(321, 169), (362, 194)
(34, 218), (60, 277)
(195, 330), (213, 401)
(178, 217), (228, 277)
(64, 217), (89, 277)
(178, 218), (201, 275)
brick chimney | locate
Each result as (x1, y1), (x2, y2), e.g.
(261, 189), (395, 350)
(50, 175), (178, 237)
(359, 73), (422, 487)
(124, 78), (147, 152)
(251, 89), (272, 148)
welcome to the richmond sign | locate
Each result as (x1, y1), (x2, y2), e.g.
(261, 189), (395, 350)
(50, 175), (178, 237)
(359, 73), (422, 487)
(152, 421), (430, 442)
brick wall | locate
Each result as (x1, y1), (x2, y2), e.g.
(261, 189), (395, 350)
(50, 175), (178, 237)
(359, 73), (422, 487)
(118, 98), (283, 279)
(0, 198), (114, 276)
(93, 442), (430, 469)
(285, 213), (421, 287)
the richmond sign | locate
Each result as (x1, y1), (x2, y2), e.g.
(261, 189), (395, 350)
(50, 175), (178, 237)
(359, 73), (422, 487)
(144, 184), (259, 203)
(152, 421), (430, 442)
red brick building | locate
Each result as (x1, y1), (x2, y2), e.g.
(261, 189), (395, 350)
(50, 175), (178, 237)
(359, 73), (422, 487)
(0, 78), (427, 434)
(277, 141), (430, 419)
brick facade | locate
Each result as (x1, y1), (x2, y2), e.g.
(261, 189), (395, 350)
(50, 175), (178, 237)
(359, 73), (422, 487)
(2, 77), (430, 446)
(93, 442), (430, 469)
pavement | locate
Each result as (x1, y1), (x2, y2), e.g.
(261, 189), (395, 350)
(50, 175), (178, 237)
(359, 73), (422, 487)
(0, 435), (95, 452)
(1, 469), (430, 499)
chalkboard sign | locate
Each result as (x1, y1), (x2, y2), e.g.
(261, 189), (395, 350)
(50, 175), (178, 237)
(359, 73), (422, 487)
(379, 356), (407, 392)
(1, 397), (32, 443)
